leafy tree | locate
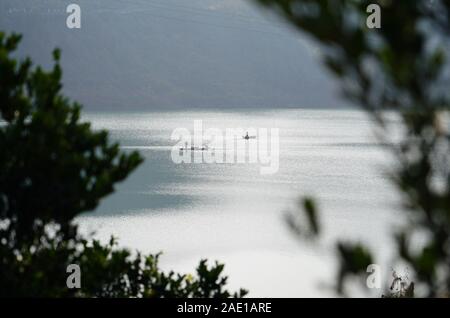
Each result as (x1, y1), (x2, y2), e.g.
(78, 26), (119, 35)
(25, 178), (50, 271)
(0, 228), (246, 297)
(256, 0), (450, 297)
(0, 32), (247, 298)
(0, 33), (142, 240)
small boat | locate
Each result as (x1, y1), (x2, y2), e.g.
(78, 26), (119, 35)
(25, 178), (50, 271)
(179, 142), (209, 151)
(242, 132), (256, 140)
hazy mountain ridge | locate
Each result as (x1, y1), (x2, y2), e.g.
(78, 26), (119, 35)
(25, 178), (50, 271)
(0, 0), (346, 110)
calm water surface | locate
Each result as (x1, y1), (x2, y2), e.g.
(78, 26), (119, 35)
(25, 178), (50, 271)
(77, 109), (401, 297)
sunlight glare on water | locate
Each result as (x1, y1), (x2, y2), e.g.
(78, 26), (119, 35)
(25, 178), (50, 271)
(77, 109), (401, 297)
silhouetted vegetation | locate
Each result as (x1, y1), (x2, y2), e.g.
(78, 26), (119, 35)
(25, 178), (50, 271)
(257, 0), (450, 297)
(0, 32), (247, 298)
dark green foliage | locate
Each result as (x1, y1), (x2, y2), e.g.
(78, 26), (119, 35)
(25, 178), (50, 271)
(0, 33), (142, 240)
(286, 197), (320, 238)
(336, 243), (373, 295)
(256, 0), (450, 297)
(0, 32), (246, 298)
(0, 223), (246, 298)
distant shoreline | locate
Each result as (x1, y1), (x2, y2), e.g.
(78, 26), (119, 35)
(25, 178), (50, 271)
(80, 105), (357, 113)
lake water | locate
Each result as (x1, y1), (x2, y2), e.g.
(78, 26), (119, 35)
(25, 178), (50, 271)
(77, 109), (402, 297)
